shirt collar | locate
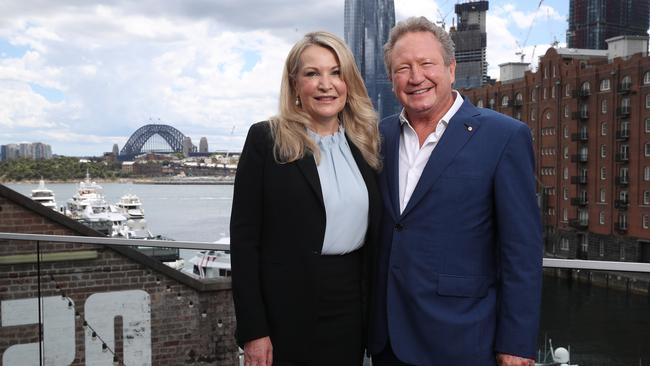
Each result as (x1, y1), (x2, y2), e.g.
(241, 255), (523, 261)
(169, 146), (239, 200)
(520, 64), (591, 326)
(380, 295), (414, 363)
(398, 90), (464, 128)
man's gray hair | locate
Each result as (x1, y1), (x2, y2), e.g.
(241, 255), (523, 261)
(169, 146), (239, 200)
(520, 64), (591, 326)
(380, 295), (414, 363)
(383, 16), (456, 75)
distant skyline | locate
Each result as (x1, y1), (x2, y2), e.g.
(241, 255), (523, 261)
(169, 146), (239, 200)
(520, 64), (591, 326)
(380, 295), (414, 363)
(0, 0), (636, 156)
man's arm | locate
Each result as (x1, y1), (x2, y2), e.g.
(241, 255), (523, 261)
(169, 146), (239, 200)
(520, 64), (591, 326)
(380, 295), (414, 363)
(493, 123), (543, 358)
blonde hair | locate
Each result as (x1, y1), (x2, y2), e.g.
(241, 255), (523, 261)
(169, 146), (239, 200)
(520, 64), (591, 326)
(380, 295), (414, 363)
(269, 31), (381, 170)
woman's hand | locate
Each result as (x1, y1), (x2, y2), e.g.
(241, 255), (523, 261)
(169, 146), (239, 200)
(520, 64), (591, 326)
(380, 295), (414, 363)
(244, 336), (273, 366)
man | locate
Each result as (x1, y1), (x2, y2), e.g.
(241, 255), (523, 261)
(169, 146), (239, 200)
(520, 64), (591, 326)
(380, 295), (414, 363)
(369, 17), (543, 366)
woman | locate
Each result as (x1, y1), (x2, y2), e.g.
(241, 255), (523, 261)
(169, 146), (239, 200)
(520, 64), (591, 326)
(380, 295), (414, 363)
(230, 31), (382, 366)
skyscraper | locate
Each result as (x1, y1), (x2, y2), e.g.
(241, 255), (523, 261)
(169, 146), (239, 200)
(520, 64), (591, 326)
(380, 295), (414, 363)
(450, 0), (489, 90)
(344, 0), (401, 119)
(567, 0), (649, 50)
(199, 137), (208, 153)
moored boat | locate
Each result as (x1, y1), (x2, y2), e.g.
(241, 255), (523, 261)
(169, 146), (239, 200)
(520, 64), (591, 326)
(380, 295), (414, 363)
(31, 179), (57, 210)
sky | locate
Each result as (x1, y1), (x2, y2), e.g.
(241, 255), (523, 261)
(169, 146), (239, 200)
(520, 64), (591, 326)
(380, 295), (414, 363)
(0, 0), (572, 156)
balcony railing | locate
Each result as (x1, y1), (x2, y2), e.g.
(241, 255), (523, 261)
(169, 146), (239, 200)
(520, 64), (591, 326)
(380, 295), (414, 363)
(615, 176), (629, 186)
(572, 89), (591, 98)
(571, 175), (588, 185)
(572, 110), (589, 120)
(571, 132), (589, 141)
(616, 129), (630, 140)
(569, 219), (589, 229)
(570, 197), (589, 206)
(616, 107), (631, 117)
(615, 221), (628, 233)
(571, 153), (589, 163)
(615, 198), (629, 209)
(616, 153), (629, 162)
(618, 82), (632, 93)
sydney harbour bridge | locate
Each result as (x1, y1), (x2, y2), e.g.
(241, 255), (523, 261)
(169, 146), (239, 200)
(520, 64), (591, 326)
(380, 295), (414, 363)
(118, 124), (198, 161)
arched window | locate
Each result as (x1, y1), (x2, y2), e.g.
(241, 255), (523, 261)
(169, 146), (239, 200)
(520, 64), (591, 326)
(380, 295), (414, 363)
(476, 99), (483, 108)
(501, 95), (510, 106)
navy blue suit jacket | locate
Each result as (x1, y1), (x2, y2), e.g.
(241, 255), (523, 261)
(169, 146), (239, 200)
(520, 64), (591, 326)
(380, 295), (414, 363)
(369, 99), (543, 365)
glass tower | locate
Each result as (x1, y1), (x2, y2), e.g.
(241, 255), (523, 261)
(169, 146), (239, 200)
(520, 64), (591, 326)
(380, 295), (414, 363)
(344, 0), (401, 119)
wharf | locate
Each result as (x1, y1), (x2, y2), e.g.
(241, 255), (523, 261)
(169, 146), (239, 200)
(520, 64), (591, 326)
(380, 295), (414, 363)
(134, 177), (235, 185)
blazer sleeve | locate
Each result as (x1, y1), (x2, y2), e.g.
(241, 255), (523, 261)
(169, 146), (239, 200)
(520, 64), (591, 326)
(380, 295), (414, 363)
(493, 123), (543, 358)
(230, 122), (271, 347)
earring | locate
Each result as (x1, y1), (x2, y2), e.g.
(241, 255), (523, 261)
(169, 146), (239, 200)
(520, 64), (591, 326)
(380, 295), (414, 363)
(295, 97), (300, 106)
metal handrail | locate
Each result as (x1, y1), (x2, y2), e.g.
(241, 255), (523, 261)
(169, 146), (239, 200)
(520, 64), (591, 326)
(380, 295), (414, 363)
(0, 232), (229, 251)
(3, 232), (650, 273)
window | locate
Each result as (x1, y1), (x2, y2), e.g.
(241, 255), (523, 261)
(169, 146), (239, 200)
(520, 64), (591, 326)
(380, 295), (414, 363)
(644, 215), (649, 229)
(646, 143), (650, 157)
(646, 94), (650, 109)
(564, 125), (569, 138)
(563, 188), (568, 200)
(476, 99), (483, 108)
(581, 81), (590, 93)
(599, 211), (606, 225)
(563, 146), (569, 159)
(531, 89), (537, 102)
(620, 245), (626, 260)
(645, 166), (650, 181)
(563, 208), (568, 221)
(551, 86), (556, 98)
(600, 78), (610, 91)
(601, 167), (606, 180)
(565, 84), (571, 97)
(563, 167), (568, 180)
(515, 93), (523, 103)
(564, 105), (569, 118)
(543, 88), (547, 100)
(501, 95), (509, 106)
(621, 75), (631, 89)
(546, 111), (551, 120)
(645, 118), (650, 133)
(644, 191), (650, 205)
(600, 144), (606, 158)
(560, 238), (569, 251)
(600, 188), (606, 203)
(580, 235), (588, 253)
(601, 122), (607, 136)
(489, 98), (495, 109)
(621, 96), (630, 110)
(599, 240), (605, 256)
(645, 71), (650, 84)
(601, 99), (607, 114)
(531, 109), (536, 121)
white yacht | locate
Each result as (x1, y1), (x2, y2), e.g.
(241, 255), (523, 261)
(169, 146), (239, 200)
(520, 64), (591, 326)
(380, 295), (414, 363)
(65, 173), (127, 236)
(182, 237), (231, 279)
(31, 179), (57, 210)
(116, 193), (145, 220)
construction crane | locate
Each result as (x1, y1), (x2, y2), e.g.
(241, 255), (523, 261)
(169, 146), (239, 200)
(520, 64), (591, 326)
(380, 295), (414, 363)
(515, 0), (544, 63)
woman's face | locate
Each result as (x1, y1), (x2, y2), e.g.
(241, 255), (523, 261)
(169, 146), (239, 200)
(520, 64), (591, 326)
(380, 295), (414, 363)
(295, 45), (348, 127)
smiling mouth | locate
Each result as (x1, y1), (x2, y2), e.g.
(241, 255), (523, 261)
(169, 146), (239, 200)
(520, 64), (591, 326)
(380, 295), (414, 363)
(314, 96), (337, 101)
(407, 87), (433, 95)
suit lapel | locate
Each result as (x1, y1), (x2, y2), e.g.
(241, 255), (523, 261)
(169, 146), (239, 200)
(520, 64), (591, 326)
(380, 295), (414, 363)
(296, 154), (325, 210)
(381, 118), (401, 220)
(400, 100), (481, 218)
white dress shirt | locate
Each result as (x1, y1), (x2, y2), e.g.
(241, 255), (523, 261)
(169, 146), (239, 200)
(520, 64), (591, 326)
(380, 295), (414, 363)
(398, 91), (464, 213)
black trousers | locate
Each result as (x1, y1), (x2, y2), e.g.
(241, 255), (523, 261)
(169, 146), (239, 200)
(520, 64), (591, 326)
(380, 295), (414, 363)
(372, 339), (414, 366)
(275, 249), (364, 366)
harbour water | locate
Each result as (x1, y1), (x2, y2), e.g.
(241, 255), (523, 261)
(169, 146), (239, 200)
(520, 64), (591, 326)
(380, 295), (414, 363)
(4, 182), (650, 364)
(5, 182), (233, 262)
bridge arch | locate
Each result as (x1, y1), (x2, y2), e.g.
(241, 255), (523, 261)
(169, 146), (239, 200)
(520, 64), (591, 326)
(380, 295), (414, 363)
(120, 124), (192, 158)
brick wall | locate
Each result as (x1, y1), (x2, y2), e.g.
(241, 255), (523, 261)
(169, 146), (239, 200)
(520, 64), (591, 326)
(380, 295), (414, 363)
(0, 187), (238, 365)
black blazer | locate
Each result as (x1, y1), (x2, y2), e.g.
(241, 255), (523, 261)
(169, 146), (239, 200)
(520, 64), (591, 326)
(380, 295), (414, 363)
(230, 121), (381, 361)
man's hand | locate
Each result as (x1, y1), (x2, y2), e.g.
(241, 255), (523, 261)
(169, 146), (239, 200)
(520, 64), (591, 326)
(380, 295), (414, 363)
(496, 353), (535, 366)
(244, 336), (273, 366)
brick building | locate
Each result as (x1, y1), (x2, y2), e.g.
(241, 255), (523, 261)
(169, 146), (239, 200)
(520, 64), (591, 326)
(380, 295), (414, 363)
(0, 184), (238, 365)
(462, 36), (650, 263)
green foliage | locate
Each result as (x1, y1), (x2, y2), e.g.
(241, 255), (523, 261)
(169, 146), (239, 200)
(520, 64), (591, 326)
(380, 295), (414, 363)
(0, 157), (128, 182)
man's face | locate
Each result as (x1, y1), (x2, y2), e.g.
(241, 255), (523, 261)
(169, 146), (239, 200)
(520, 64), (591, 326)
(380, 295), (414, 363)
(389, 31), (456, 119)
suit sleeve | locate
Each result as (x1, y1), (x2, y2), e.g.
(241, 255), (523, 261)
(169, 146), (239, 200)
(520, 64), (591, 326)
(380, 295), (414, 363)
(230, 122), (270, 347)
(493, 123), (543, 358)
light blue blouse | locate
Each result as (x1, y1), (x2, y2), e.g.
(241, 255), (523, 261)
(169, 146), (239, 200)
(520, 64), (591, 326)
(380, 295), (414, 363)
(308, 127), (369, 255)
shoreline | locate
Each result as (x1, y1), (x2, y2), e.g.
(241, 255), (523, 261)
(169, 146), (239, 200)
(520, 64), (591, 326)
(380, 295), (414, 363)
(2, 177), (235, 185)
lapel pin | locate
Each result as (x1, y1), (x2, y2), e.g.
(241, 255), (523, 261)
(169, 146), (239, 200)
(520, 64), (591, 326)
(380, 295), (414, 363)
(464, 123), (473, 132)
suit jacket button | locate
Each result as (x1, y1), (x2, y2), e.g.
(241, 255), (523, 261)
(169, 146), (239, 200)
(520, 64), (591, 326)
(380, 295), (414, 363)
(395, 223), (403, 231)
